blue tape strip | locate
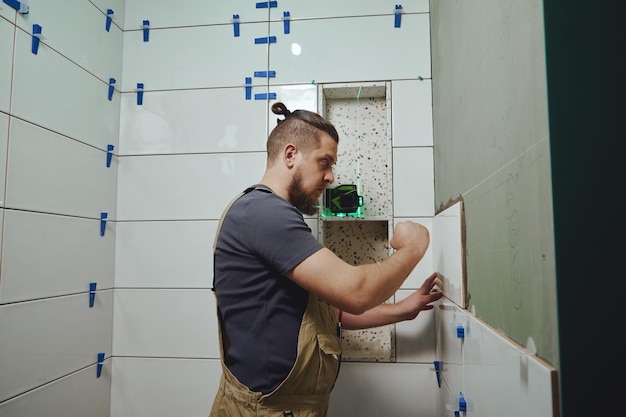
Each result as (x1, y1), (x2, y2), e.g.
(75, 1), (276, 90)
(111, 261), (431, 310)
(100, 212), (108, 236)
(89, 282), (97, 308)
(142, 20), (150, 42)
(136, 83), (144, 105)
(232, 14), (240, 37)
(253, 70), (276, 78)
(394, 5), (402, 28)
(106, 9), (114, 32)
(254, 36), (276, 44)
(283, 11), (290, 34)
(106, 144), (114, 167)
(108, 78), (116, 101)
(254, 92), (277, 100)
(245, 77), (252, 100)
(31, 24), (42, 54)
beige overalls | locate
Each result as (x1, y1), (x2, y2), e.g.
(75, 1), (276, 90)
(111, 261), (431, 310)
(210, 188), (342, 416)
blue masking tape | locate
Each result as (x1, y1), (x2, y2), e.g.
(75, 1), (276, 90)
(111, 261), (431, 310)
(253, 70), (276, 78)
(254, 92), (276, 100)
(256, 1), (277, 8)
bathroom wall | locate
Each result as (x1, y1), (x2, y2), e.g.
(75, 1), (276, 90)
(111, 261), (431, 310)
(1, 1), (561, 417)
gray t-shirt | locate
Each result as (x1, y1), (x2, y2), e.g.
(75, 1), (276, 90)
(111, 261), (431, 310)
(213, 185), (324, 393)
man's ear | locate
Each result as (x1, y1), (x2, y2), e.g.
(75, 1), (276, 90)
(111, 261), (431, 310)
(284, 143), (297, 168)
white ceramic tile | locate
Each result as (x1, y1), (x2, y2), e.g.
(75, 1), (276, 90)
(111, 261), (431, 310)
(113, 289), (219, 358)
(269, 14), (431, 85)
(268, 83), (318, 136)
(0, 113), (8, 204)
(119, 87), (268, 155)
(11, 30), (120, 150)
(432, 200), (465, 307)
(0, 361), (111, 417)
(460, 312), (558, 417)
(116, 152), (266, 221)
(115, 220), (217, 288)
(394, 289), (437, 363)
(391, 79), (433, 147)
(434, 301), (465, 403)
(0, 210), (115, 303)
(0, 18), (13, 113)
(0, 291), (113, 401)
(392, 146), (434, 217)
(271, 0), (429, 20)
(91, 0), (126, 30)
(121, 21), (269, 91)
(5, 119), (117, 218)
(328, 362), (437, 417)
(393, 217), (434, 289)
(14, 0), (123, 82)
(110, 357), (220, 417)
(123, 0), (268, 29)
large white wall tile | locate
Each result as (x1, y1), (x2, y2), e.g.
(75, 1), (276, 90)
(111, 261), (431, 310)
(121, 22), (269, 91)
(115, 220), (217, 288)
(11, 31), (120, 150)
(0, 210), (115, 303)
(0, 113), (7, 204)
(0, 361), (111, 417)
(328, 362), (438, 417)
(269, 14), (431, 85)
(113, 289), (219, 358)
(392, 147), (434, 217)
(392, 79), (433, 147)
(271, 0), (430, 19)
(395, 289), (437, 363)
(434, 301), (465, 409)
(0, 291), (113, 402)
(124, 0), (268, 28)
(393, 217), (434, 289)
(0, 17), (13, 113)
(116, 152), (266, 221)
(5, 119), (117, 218)
(432, 200), (465, 307)
(119, 87), (268, 155)
(14, 0), (123, 82)
(110, 357), (220, 417)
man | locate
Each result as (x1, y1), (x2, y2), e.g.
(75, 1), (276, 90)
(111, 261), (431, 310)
(210, 102), (442, 417)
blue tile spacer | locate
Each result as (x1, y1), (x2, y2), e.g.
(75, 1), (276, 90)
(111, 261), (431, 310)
(433, 360), (442, 388)
(136, 83), (144, 105)
(89, 282), (97, 308)
(96, 352), (105, 378)
(254, 36), (276, 44)
(31, 24), (42, 54)
(245, 77), (252, 100)
(142, 20), (150, 42)
(106, 144), (114, 167)
(256, 1), (277, 8)
(2, 0), (29, 14)
(283, 11), (290, 34)
(459, 392), (467, 412)
(232, 14), (240, 37)
(100, 212), (108, 236)
(394, 5), (403, 28)
(105, 9), (114, 32)
(254, 92), (276, 100)
(253, 70), (276, 78)
(456, 324), (465, 339)
(107, 78), (116, 101)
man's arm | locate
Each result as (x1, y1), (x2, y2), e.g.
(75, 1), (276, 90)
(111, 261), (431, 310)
(340, 272), (443, 330)
(288, 221), (431, 315)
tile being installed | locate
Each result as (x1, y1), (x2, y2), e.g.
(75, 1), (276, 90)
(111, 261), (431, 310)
(433, 199), (465, 307)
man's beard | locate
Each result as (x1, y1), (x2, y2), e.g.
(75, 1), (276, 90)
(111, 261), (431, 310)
(288, 170), (320, 216)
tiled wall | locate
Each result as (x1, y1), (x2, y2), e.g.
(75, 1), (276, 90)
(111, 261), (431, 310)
(0, 1), (557, 417)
